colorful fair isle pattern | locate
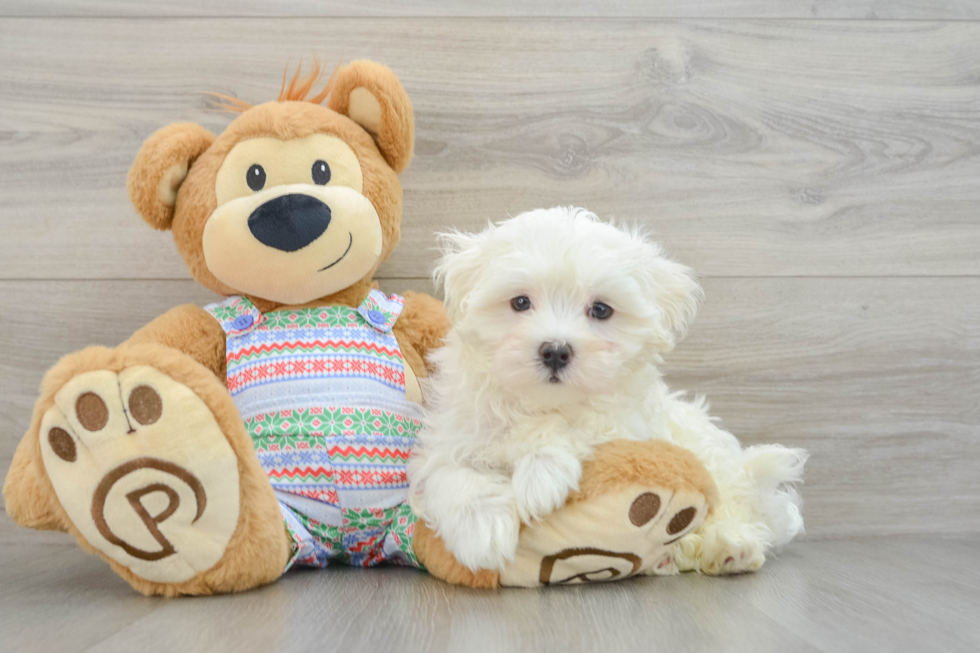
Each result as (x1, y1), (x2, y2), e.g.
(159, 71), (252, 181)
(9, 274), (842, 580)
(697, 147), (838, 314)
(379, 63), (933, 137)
(205, 290), (423, 569)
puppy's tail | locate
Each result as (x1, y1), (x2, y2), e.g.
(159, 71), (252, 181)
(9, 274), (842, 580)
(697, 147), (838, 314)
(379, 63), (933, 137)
(742, 444), (809, 548)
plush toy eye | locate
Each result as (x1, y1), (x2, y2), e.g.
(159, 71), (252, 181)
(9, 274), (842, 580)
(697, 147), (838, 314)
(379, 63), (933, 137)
(312, 160), (331, 185)
(589, 302), (614, 320)
(511, 296), (532, 312)
(246, 164), (266, 191)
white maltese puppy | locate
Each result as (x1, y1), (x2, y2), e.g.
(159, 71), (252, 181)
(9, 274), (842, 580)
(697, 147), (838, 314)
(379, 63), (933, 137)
(409, 207), (807, 575)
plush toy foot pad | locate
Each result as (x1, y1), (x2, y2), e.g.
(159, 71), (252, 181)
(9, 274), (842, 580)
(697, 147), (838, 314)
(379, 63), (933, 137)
(414, 440), (718, 589)
(496, 440), (716, 587)
(500, 482), (709, 586)
(39, 365), (241, 584)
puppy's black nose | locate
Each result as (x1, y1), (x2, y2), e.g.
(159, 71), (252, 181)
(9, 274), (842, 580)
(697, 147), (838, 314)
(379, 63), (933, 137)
(539, 341), (573, 372)
(248, 194), (331, 252)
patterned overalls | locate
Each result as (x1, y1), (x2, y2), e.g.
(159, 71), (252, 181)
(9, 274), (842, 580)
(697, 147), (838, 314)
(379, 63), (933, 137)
(204, 290), (422, 569)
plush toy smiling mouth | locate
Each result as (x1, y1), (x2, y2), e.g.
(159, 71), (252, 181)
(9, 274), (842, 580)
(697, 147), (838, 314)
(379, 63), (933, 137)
(319, 232), (353, 271)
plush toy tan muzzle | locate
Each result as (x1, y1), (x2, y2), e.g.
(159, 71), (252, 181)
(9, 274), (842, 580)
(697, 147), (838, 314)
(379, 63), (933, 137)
(203, 183), (383, 305)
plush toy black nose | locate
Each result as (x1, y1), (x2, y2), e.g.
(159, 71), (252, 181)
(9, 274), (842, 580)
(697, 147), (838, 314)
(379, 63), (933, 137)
(539, 341), (573, 372)
(248, 194), (331, 252)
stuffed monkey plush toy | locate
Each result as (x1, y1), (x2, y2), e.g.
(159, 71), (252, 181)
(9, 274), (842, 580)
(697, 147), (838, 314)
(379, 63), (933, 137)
(3, 61), (717, 594)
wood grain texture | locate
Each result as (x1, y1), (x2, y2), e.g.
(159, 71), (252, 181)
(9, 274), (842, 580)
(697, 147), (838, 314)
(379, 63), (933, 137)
(2, 18), (979, 279)
(0, 542), (160, 651)
(0, 537), (978, 653)
(4, 1), (980, 19)
(2, 277), (978, 540)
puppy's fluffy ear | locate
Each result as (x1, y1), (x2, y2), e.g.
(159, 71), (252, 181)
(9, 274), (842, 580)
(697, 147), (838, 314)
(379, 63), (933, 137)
(434, 230), (486, 321)
(636, 242), (703, 351)
(128, 123), (216, 230)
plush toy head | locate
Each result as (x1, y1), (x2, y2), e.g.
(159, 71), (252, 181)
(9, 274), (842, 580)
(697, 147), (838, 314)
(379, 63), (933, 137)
(127, 60), (414, 305)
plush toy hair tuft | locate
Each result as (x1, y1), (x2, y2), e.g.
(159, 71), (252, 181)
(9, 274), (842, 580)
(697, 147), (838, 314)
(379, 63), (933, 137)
(207, 58), (339, 114)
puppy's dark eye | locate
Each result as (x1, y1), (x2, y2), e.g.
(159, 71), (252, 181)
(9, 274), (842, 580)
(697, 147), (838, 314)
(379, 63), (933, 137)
(246, 164), (266, 191)
(312, 160), (331, 185)
(589, 302), (614, 320)
(511, 296), (532, 312)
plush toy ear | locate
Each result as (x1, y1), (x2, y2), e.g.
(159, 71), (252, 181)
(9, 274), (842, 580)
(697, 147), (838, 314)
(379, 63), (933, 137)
(329, 60), (415, 174)
(434, 229), (488, 321)
(127, 123), (216, 230)
(637, 245), (703, 351)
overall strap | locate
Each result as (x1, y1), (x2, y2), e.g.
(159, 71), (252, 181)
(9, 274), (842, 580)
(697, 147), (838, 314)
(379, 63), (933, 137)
(203, 296), (263, 336)
(357, 289), (406, 333)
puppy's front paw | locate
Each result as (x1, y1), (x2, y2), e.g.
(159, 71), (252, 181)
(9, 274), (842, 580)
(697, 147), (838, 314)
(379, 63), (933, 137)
(439, 493), (521, 572)
(512, 447), (582, 524)
(674, 520), (768, 575)
(647, 553), (679, 576)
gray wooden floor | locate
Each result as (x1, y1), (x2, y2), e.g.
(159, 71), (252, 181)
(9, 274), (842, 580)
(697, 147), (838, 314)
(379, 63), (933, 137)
(1, 535), (977, 653)
(1, 1), (979, 651)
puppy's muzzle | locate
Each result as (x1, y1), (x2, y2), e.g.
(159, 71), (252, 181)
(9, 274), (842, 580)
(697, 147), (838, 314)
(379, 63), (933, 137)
(539, 341), (573, 373)
(248, 193), (332, 252)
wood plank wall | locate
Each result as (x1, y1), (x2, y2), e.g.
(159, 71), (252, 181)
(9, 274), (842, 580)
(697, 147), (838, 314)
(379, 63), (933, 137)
(1, 2), (978, 542)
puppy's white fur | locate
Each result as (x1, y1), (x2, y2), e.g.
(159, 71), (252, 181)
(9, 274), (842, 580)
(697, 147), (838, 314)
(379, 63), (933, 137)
(409, 207), (808, 574)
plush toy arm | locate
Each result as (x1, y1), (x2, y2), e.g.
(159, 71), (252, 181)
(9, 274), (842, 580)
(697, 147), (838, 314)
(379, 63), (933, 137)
(392, 291), (449, 376)
(398, 291), (449, 361)
(125, 304), (228, 380)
